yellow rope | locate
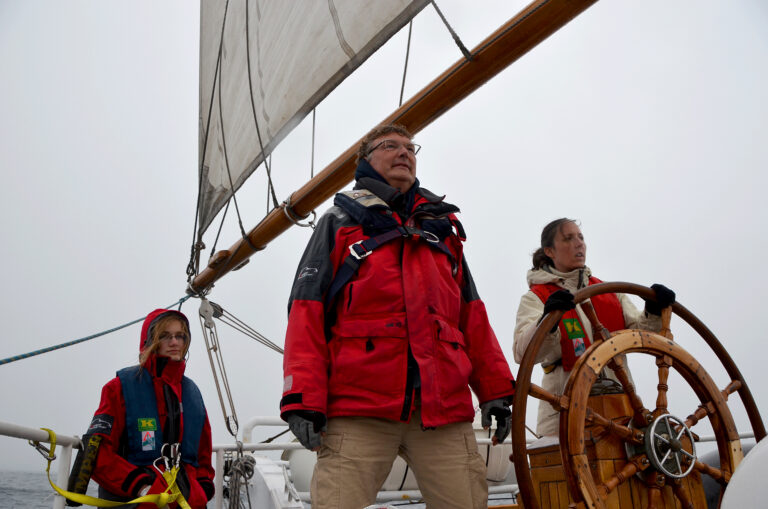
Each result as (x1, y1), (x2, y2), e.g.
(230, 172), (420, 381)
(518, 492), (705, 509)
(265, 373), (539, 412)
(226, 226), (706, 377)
(34, 427), (189, 508)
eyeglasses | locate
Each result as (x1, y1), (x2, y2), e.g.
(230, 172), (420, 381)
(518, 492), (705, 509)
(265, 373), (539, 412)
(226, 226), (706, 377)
(367, 139), (421, 157)
(159, 332), (188, 343)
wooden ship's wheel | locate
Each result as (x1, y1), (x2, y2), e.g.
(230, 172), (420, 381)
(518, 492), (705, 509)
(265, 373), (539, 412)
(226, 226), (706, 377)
(511, 282), (766, 509)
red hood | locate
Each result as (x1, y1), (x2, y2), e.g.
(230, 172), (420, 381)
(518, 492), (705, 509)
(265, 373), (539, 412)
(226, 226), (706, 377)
(140, 308), (190, 377)
(140, 308), (190, 351)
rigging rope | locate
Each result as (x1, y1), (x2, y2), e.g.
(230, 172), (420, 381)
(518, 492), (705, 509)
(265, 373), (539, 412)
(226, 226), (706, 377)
(207, 301), (283, 354)
(399, 21), (413, 107)
(430, 1), (473, 60)
(311, 108), (316, 178)
(245, 0), (280, 212)
(222, 443), (256, 509)
(0, 296), (191, 366)
(199, 299), (240, 437)
(187, 0), (231, 282)
(210, 199), (231, 258)
(217, 40), (259, 255)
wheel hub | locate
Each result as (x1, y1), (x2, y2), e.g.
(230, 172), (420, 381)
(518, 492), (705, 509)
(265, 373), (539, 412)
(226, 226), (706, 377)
(643, 414), (697, 479)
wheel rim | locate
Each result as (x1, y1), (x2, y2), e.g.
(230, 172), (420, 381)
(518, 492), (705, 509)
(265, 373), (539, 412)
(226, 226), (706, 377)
(511, 282), (765, 509)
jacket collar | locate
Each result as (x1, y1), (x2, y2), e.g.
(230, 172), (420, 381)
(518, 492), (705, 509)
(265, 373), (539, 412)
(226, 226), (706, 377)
(354, 159), (420, 216)
(528, 265), (592, 289)
(144, 354), (186, 384)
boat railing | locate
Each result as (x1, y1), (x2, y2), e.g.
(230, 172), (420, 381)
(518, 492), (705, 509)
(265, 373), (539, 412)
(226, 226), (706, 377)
(0, 417), (757, 509)
(0, 419), (81, 509)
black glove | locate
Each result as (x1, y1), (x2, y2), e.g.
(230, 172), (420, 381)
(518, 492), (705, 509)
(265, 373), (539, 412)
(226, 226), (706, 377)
(285, 411), (327, 450)
(542, 289), (575, 332)
(198, 477), (215, 502)
(480, 398), (512, 445)
(543, 289), (575, 315)
(644, 283), (676, 315)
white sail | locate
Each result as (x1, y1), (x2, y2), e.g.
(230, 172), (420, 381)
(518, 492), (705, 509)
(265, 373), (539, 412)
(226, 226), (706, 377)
(198, 0), (429, 235)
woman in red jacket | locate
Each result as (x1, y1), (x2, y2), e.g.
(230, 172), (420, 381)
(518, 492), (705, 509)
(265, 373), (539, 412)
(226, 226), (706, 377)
(85, 309), (215, 508)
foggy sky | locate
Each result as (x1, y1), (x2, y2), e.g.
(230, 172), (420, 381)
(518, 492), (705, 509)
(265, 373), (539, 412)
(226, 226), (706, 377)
(1, 0), (767, 479)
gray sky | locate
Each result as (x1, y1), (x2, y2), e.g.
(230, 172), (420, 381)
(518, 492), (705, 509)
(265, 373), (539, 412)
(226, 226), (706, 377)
(1, 0), (767, 476)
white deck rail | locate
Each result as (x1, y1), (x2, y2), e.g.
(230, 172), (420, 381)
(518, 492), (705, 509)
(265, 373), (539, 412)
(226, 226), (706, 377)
(0, 419), (81, 509)
(0, 417), (757, 509)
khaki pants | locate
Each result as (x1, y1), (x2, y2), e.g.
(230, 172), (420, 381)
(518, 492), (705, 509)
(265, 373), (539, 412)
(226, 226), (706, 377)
(310, 409), (488, 509)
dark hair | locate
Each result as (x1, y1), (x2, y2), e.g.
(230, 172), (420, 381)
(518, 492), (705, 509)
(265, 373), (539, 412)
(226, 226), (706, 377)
(356, 123), (413, 163)
(531, 218), (578, 269)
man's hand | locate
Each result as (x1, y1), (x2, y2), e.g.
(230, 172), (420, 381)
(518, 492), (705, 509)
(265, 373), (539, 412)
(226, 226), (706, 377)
(480, 399), (511, 445)
(644, 283), (676, 315)
(285, 411), (327, 451)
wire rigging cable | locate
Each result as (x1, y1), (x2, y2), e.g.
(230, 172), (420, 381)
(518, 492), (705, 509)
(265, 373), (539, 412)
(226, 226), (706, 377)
(399, 21), (413, 107)
(0, 296), (192, 366)
(431, 1), (473, 60)
(199, 298), (240, 437)
(205, 301), (283, 355)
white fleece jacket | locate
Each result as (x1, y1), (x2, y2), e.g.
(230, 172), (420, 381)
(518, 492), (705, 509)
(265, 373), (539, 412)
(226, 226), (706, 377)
(513, 265), (661, 436)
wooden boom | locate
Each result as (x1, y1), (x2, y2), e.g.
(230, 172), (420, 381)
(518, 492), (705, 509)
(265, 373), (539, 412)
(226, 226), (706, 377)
(189, 0), (600, 294)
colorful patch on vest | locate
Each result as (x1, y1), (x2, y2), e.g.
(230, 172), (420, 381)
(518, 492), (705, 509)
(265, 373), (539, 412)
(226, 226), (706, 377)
(562, 318), (585, 339)
(572, 336), (587, 357)
(138, 417), (158, 432)
(87, 414), (114, 435)
(141, 430), (156, 451)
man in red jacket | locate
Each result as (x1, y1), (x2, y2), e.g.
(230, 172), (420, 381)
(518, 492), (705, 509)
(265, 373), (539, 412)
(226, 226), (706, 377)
(85, 309), (215, 508)
(280, 123), (515, 509)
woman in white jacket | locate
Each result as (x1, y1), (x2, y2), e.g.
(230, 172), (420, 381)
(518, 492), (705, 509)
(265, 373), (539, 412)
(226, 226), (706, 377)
(513, 218), (675, 436)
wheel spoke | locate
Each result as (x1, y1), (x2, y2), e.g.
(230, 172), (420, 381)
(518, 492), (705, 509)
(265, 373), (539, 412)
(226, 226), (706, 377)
(671, 478), (695, 509)
(581, 299), (612, 342)
(608, 354), (651, 427)
(673, 452), (683, 476)
(684, 402), (711, 429)
(585, 407), (644, 445)
(680, 449), (695, 460)
(686, 380), (742, 429)
(694, 460), (729, 483)
(654, 355), (672, 417)
(644, 471), (666, 508)
(660, 448), (672, 466)
(528, 383), (568, 412)
(600, 454), (648, 495)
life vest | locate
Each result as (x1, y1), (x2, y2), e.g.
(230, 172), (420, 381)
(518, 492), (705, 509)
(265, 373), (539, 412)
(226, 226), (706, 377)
(117, 366), (205, 466)
(324, 189), (463, 311)
(530, 277), (625, 371)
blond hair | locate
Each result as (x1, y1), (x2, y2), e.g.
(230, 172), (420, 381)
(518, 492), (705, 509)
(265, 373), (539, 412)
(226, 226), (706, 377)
(139, 315), (190, 366)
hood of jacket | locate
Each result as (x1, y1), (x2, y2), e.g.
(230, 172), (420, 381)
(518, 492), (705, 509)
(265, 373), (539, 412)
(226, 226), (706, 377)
(140, 308), (190, 378)
(527, 265), (593, 293)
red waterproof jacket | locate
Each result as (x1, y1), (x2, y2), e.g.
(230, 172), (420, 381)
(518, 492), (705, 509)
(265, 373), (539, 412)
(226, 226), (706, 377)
(89, 309), (215, 508)
(281, 178), (515, 428)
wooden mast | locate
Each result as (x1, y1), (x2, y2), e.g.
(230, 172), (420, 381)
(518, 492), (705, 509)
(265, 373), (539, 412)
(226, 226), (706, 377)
(189, 0), (600, 294)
